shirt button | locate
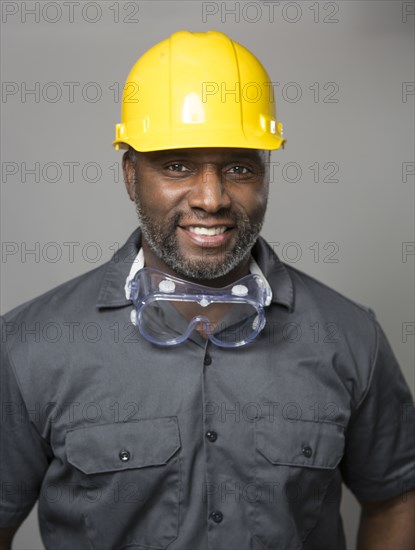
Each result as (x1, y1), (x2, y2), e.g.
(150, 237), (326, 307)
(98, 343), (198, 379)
(302, 445), (313, 458)
(210, 511), (223, 523)
(204, 354), (212, 366)
(205, 430), (218, 443)
(119, 450), (130, 462)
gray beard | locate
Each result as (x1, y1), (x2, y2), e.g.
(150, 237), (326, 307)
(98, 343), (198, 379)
(135, 201), (264, 280)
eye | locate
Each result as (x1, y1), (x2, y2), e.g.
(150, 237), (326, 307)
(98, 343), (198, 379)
(165, 163), (189, 173)
(225, 164), (256, 180)
(228, 165), (251, 175)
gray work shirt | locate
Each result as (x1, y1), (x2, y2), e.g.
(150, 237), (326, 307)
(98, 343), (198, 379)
(1, 229), (414, 550)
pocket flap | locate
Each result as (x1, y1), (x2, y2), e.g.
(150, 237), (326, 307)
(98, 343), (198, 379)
(255, 417), (344, 470)
(66, 417), (181, 474)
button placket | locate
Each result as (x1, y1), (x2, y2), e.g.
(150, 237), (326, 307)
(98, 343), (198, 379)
(202, 347), (226, 547)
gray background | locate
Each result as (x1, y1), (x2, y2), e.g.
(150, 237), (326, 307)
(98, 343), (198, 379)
(1, 1), (414, 548)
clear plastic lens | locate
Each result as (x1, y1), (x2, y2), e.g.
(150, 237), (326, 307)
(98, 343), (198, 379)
(139, 299), (260, 346)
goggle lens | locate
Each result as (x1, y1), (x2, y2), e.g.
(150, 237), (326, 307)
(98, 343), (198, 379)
(138, 299), (262, 347)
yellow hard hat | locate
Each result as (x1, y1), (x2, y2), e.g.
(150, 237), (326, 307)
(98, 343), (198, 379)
(113, 30), (286, 152)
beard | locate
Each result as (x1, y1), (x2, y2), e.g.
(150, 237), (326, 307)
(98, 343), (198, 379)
(135, 200), (265, 280)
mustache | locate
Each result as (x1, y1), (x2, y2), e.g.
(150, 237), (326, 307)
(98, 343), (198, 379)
(134, 199), (236, 223)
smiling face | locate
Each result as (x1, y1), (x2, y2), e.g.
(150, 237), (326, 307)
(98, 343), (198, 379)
(123, 148), (270, 285)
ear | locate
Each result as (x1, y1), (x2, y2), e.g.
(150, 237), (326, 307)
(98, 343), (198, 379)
(122, 152), (136, 202)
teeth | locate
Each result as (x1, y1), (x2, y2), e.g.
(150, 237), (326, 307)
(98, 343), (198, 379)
(188, 226), (227, 236)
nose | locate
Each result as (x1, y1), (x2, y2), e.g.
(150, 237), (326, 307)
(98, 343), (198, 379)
(187, 165), (231, 213)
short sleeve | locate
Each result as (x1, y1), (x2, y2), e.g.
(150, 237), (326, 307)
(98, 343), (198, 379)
(0, 318), (52, 527)
(340, 319), (415, 502)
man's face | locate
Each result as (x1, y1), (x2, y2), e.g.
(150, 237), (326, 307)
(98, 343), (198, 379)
(124, 148), (270, 283)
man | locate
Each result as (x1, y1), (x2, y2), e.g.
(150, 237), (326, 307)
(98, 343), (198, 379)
(0, 30), (414, 550)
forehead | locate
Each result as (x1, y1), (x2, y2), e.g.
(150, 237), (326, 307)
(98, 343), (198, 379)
(138, 148), (269, 165)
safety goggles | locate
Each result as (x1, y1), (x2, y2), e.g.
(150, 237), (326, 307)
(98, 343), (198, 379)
(129, 267), (272, 348)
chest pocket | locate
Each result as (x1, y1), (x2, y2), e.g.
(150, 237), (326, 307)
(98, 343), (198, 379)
(255, 417), (344, 469)
(65, 417), (181, 550)
(253, 417), (345, 550)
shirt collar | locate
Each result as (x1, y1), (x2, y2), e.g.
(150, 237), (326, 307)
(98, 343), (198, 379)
(96, 228), (141, 308)
(96, 228), (294, 311)
(251, 238), (294, 311)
